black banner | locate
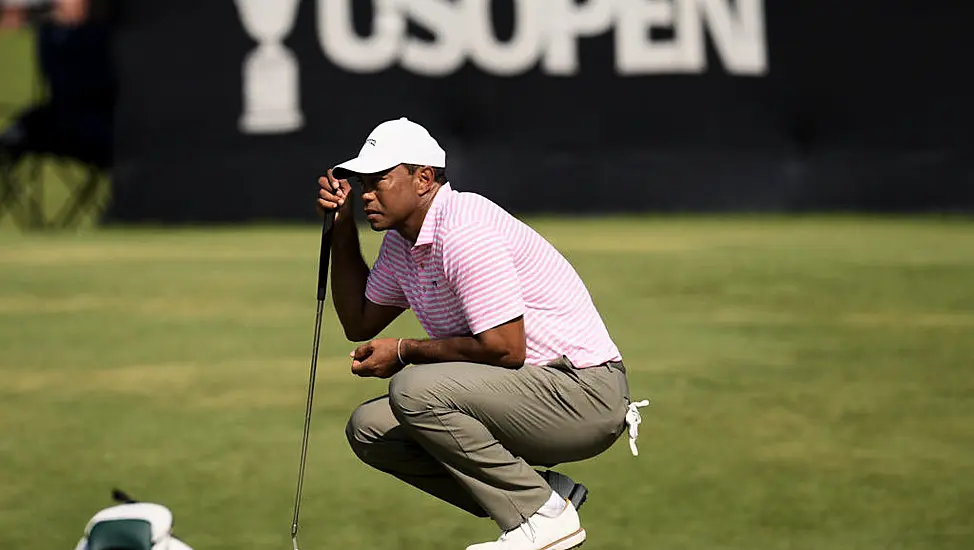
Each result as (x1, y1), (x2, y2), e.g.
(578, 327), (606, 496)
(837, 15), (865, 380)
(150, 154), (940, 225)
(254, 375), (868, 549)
(105, 0), (974, 223)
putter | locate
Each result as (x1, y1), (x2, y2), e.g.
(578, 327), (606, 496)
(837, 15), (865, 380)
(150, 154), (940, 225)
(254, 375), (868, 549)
(290, 209), (337, 550)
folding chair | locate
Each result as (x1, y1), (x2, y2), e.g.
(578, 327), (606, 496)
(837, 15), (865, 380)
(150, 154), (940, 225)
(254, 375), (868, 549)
(0, 18), (115, 230)
(0, 115), (112, 229)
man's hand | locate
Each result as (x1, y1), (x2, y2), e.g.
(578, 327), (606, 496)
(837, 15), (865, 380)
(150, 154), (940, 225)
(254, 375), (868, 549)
(350, 338), (405, 378)
(0, 6), (26, 29)
(317, 168), (353, 222)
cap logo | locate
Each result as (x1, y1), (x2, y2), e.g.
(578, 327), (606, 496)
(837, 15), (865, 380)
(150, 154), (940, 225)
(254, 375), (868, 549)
(365, 138), (376, 146)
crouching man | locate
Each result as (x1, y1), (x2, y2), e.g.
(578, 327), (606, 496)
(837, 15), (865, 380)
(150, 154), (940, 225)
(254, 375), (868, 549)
(317, 117), (648, 550)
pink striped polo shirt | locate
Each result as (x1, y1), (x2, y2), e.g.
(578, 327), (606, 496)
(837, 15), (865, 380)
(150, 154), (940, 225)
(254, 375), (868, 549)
(364, 183), (622, 368)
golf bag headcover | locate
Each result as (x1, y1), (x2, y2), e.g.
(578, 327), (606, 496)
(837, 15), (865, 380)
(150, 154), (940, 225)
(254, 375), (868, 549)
(72, 502), (194, 550)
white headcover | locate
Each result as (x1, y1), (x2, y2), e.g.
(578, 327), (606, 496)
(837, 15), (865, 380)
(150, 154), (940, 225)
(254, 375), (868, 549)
(73, 502), (194, 550)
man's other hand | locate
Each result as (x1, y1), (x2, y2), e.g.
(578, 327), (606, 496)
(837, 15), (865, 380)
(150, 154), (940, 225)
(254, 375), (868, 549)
(350, 338), (405, 378)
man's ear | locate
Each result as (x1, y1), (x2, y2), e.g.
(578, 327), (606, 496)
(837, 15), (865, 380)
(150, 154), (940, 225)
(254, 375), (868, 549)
(416, 166), (437, 194)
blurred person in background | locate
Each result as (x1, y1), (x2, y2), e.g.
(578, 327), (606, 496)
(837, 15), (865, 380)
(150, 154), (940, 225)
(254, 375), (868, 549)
(0, 0), (117, 169)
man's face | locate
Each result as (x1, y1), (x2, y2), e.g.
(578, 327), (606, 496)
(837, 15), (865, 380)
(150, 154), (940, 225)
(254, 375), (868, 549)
(356, 164), (419, 231)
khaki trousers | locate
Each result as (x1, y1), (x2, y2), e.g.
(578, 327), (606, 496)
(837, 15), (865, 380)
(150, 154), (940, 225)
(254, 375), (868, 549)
(345, 357), (631, 530)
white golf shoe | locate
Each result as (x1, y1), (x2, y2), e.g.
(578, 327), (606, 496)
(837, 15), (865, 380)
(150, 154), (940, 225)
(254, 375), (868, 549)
(466, 497), (586, 550)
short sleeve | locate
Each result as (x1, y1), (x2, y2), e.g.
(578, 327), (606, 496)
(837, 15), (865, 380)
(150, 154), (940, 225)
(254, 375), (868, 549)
(441, 226), (525, 335)
(364, 235), (410, 309)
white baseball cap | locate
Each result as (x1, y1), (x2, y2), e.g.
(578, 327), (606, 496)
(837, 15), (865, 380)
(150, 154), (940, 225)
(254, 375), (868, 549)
(332, 117), (446, 179)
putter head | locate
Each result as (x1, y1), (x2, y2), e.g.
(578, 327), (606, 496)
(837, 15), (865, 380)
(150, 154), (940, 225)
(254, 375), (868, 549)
(539, 470), (588, 511)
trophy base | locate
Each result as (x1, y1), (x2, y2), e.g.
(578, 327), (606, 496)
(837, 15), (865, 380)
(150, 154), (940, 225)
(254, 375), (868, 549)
(240, 110), (305, 135)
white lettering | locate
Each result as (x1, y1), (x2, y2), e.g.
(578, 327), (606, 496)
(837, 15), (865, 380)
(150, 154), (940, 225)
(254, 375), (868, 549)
(615, 0), (700, 75)
(542, 0), (613, 76)
(696, 0), (768, 74)
(318, 0), (404, 73)
(305, 0), (769, 77)
(401, 0), (466, 76)
(617, 0), (767, 75)
(466, 0), (544, 76)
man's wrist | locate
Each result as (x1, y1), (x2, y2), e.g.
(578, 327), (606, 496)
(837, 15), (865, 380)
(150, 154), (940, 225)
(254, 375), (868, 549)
(333, 212), (357, 234)
(331, 212), (361, 250)
(398, 338), (415, 365)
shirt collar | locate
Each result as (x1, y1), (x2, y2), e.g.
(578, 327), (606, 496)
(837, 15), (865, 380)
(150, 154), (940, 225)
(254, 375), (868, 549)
(413, 182), (453, 248)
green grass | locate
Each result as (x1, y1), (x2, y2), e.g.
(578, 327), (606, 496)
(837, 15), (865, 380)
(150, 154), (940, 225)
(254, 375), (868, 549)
(0, 28), (35, 114)
(3, 24), (972, 549)
(1, 216), (972, 550)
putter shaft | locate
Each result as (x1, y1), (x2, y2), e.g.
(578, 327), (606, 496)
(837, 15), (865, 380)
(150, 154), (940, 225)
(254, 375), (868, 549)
(290, 212), (335, 550)
(291, 298), (324, 548)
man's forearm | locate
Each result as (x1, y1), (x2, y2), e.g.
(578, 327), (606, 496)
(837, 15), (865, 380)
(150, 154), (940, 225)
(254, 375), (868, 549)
(399, 337), (522, 369)
(330, 215), (370, 338)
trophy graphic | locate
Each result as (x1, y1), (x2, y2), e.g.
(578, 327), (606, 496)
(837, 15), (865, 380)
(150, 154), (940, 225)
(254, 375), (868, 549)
(235, 0), (304, 134)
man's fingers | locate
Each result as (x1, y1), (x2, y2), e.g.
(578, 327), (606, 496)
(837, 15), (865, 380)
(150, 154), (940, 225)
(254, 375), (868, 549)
(325, 169), (352, 195)
(317, 171), (352, 220)
(327, 168), (343, 191)
(352, 343), (372, 360)
(318, 179), (342, 199)
(351, 358), (376, 378)
(318, 186), (344, 208)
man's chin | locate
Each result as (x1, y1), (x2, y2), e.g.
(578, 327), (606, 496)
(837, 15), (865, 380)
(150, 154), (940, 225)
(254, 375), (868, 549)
(366, 217), (389, 231)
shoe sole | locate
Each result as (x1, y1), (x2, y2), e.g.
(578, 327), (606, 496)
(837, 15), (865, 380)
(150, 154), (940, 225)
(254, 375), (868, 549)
(541, 528), (586, 550)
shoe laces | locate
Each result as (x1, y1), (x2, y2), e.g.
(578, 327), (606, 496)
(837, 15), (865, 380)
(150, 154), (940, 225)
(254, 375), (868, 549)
(626, 399), (651, 456)
(499, 518), (537, 544)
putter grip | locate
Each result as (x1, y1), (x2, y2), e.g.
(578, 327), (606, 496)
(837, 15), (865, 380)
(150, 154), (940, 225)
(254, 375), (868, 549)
(316, 211), (336, 301)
